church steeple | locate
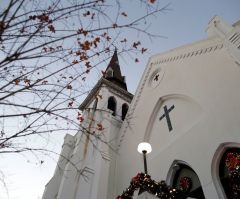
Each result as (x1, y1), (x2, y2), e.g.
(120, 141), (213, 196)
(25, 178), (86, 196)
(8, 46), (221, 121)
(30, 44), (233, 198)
(104, 49), (128, 91)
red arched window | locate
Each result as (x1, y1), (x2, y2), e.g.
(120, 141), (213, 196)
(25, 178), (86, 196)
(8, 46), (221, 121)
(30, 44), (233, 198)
(219, 147), (240, 199)
(171, 163), (205, 199)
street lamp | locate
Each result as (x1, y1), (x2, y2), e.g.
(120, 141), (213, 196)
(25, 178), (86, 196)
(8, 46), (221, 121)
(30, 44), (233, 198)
(137, 142), (152, 174)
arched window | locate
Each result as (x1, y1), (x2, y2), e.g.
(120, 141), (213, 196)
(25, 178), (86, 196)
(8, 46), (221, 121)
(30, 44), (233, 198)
(219, 147), (240, 199)
(106, 68), (114, 77)
(107, 96), (116, 116)
(168, 161), (205, 199)
(121, 103), (129, 120)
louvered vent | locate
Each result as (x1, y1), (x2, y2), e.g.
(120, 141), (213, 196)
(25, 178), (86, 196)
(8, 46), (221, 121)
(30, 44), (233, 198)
(229, 32), (240, 49)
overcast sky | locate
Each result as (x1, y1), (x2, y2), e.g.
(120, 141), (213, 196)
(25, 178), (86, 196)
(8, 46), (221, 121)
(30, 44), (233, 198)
(0, 1), (240, 199)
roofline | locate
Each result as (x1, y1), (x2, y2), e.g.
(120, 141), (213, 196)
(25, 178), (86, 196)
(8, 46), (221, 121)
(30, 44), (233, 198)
(79, 77), (133, 111)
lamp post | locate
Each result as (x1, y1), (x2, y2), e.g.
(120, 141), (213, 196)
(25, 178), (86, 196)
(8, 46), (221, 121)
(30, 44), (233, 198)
(137, 142), (152, 174)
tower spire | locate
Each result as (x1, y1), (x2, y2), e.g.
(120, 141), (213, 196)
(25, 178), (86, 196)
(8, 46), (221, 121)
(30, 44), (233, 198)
(104, 49), (128, 91)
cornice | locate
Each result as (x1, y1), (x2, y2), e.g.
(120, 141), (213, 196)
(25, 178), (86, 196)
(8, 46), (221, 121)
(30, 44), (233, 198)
(79, 78), (133, 111)
(151, 42), (223, 66)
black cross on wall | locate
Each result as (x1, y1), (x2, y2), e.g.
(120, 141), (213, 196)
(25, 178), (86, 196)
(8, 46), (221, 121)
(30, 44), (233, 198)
(159, 105), (175, 132)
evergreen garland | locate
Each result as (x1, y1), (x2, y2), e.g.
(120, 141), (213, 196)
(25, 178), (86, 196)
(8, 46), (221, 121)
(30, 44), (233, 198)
(116, 173), (188, 199)
(117, 151), (240, 199)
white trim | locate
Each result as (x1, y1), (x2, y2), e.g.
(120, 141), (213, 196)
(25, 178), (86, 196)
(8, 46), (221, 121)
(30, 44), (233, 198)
(166, 160), (206, 199)
(151, 43), (223, 66)
(165, 160), (191, 185)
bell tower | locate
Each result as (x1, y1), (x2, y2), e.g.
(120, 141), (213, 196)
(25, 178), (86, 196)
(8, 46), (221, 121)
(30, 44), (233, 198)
(42, 50), (133, 199)
(79, 49), (131, 118)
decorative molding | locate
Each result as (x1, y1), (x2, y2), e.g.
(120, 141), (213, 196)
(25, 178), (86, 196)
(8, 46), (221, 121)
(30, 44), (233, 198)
(79, 78), (133, 110)
(83, 166), (95, 175)
(151, 43), (223, 66)
(117, 42), (224, 149)
(118, 63), (153, 148)
(101, 151), (111, 161)
(108, 87), (133, 103)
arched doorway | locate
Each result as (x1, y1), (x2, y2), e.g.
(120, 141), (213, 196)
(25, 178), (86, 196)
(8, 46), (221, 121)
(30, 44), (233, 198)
(167, 161), (205, 199)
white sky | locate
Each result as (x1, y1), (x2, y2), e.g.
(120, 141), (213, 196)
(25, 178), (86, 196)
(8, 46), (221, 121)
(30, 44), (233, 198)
(0, 0), (240, 199)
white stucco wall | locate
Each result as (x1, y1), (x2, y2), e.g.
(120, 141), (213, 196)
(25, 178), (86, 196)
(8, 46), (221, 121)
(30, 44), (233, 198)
(43, 16), (240, 199)
(115, 28), (240, 198)
(42, 134), (75, 199)
(43, 77), (132, 199)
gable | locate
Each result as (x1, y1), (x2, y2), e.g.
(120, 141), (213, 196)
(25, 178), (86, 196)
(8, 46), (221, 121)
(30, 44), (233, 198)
(116, 36), (240, 198)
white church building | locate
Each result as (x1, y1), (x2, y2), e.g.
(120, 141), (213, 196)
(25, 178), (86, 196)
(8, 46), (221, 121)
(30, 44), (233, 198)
(42, 16), (240, 199)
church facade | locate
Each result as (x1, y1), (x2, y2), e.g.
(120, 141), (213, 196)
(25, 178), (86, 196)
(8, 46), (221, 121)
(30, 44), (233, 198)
(42, 16), (240, 199)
